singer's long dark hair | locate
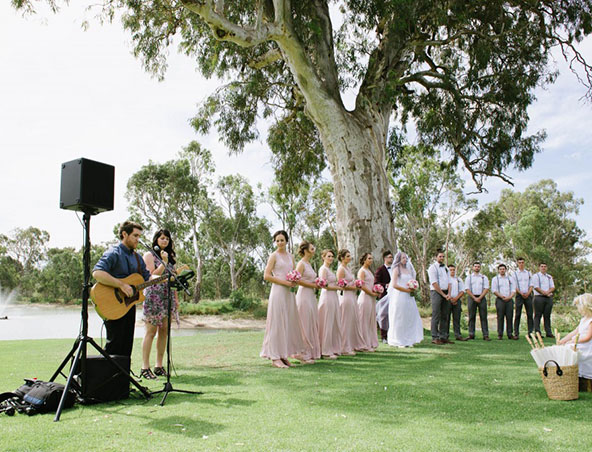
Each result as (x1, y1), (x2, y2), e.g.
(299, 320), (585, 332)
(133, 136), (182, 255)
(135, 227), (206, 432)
(152, 229), (176, 266)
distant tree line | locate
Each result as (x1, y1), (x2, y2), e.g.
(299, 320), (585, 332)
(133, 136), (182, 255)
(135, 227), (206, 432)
(0, 145), (589, 306)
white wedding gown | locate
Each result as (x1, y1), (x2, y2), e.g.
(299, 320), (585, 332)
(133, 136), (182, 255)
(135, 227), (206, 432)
(387, 272), (424, 347)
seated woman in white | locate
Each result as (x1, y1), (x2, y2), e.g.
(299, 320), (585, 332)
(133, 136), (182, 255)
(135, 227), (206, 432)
(559, 293), (592, 389)
(387, 251), (424, 348)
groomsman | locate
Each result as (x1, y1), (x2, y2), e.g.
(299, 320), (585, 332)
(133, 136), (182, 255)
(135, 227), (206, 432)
(447, 264), (468, 341)
(428, 250), (452, 345)
(533, 263), (555, 337)
(491, 264), (517, 340)
(465, 262), (491, 341)
(512, 257), (534, 338)
(375, 250), (393, 342)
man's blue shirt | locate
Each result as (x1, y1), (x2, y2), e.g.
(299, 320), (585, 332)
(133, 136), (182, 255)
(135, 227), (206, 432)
(93, 243), (150, 281)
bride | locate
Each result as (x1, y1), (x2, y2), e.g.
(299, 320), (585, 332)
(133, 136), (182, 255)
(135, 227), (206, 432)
(387, 251), (424, 347)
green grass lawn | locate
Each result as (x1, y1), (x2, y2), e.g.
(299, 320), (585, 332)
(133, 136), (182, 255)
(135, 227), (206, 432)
(1, 331), (589, 452)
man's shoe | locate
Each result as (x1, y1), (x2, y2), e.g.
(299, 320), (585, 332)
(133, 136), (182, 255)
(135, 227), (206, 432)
(442, 339), (455, 344)
(546, 334), (555, 339)
(483, 336), (491, 341)
(468, 335), (475, 340)
(498, 335), (503, 340)
(431, 339), (444, 345)
(456, 336), (469, 341)
(511, 335), (519, 340)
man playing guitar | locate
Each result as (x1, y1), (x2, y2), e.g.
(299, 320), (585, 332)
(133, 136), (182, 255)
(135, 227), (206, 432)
(93, 221), (151, 358)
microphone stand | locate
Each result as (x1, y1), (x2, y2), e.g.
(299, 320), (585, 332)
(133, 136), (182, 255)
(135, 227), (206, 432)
(139, 241), (202, 405)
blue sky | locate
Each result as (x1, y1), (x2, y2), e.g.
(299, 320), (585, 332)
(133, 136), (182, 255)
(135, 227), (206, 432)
(0, 3), (590, 251)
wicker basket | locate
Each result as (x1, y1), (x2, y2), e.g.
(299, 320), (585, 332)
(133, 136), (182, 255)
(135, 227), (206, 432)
(538, 360), (579, 401)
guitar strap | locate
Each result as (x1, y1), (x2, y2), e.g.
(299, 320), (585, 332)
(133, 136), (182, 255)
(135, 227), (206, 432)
(134, 253), (142, 275)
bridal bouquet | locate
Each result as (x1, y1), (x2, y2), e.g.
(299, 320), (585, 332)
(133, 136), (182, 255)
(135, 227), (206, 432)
(407, 279), (419, 290)
(407, 279), (419, 295)
(354, 279), (364, 290)
(373, 284), (384, 295)
(287, 270), (302, 292)
(315, 277), (328, 289)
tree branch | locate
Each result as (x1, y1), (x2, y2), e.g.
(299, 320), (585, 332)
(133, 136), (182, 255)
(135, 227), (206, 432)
(181, 0), (280, 46)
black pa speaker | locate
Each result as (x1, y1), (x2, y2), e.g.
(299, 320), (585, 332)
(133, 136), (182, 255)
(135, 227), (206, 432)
(60, 158), (114, 214)
(73, 355), (130, 403)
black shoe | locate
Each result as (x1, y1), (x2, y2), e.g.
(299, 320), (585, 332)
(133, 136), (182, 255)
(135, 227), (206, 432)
(456, 337), (469, 342)
(483, 336), (491, 341)
(498, 335), (503, 340)
(140, 368), (157, 380)
(468, 335), (475, 340)
(154, 366), (168, 377)
(546, 334), (555, 339)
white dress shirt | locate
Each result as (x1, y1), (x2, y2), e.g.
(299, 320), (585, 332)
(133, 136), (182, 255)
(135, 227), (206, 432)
(449, 277), (465, 299)
(533, 272), (554, 294)
(428, 262), (450, 291)
(492, 275), (515, 298)
(464, 273), (489, 296)
(512, 270), (533, 295)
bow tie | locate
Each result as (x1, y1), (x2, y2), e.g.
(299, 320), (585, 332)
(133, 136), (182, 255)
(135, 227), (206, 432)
(387, 266), (391, 270)
(439, 263), (445, 267)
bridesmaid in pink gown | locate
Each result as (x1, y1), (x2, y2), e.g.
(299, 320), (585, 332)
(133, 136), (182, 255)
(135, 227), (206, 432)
(317, 249), (342, 359)
(260, 231), (311, 368)
(357, 253), (380, 352)
(336, 249), (365, 355)
(295, 241), (321, 363)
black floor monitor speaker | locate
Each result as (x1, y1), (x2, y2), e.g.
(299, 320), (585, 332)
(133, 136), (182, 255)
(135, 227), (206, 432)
(60, 158), (114, 214)
(73, 355), (130, 403)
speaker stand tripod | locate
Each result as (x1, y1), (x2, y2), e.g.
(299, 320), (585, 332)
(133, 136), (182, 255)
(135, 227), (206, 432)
(50, 211), (151, 422)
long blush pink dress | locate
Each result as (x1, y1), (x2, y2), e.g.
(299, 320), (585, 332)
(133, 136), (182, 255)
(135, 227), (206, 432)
(338, 265), (365, 354)
(317, 265), (342, 357)
(260, 252), (310, 361)
(357, 268), (379, 351)
(295, 261), (321, 360)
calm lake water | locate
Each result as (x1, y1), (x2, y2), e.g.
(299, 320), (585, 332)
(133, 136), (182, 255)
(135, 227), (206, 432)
(0, 304), (206, 341)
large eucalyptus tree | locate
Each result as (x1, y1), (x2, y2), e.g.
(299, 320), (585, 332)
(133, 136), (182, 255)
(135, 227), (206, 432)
(14, 0), (592, 258)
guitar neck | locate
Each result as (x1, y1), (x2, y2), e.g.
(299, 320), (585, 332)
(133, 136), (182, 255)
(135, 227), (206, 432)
(136, 274), (169, 290)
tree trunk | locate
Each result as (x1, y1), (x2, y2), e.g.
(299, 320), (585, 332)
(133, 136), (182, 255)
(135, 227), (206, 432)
(229, 251), (238, 291)
(192, 231), (202, 303)
(312, 110), (395, 261)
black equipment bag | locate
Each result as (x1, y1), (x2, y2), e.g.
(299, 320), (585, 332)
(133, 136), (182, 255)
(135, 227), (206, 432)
(1, 379), (76, 415)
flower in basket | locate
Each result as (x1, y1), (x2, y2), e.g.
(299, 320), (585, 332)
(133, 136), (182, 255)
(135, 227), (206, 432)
(286, 270), (302, 292)
(337, 278), (348, 295)
(315, 277), (328, 289)
(354, 279), (364, 289)
(373, 284), (384, 296)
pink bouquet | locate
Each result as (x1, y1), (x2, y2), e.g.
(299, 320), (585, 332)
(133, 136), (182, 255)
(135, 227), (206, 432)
(407, 279), (419, 290)
(287, 270), (302, 292)
(315, 277), (328, 289)
(354, 279), (363, 289)
(373, 284), (384, 295)
(337, 278), (348, 295)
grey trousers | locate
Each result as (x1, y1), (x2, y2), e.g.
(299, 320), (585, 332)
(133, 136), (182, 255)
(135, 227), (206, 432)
(514, 294), (533, 336)
(495, 297), (514, 338)
(430, 290), (450, 340)
(534, 295), (553, 336)
(449, 299), (463, 339)
(467, 297), (489, 338)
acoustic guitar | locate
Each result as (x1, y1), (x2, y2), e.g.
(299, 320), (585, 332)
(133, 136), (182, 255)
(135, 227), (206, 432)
(90, 265), (190, 320)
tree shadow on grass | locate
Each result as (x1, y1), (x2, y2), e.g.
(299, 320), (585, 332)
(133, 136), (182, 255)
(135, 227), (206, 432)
(142, 415), (225, 439)
(249, 334), (592, 450)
